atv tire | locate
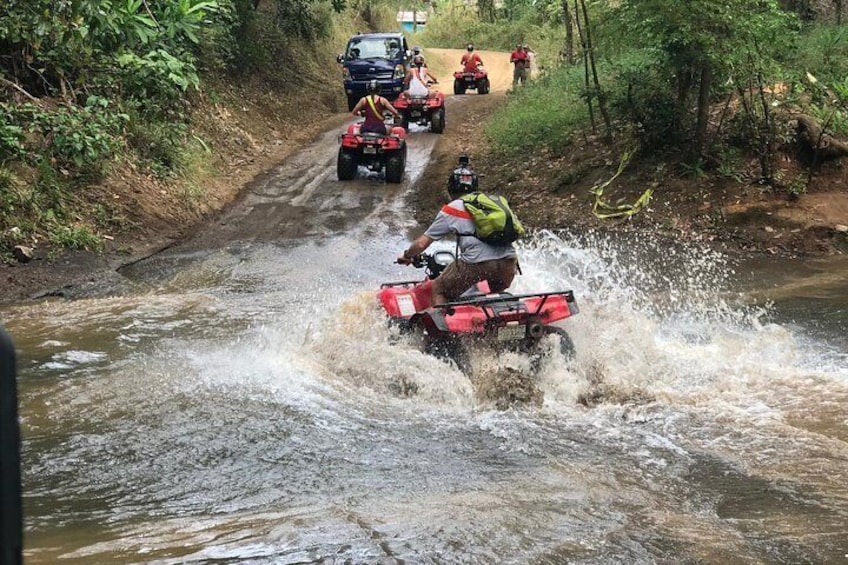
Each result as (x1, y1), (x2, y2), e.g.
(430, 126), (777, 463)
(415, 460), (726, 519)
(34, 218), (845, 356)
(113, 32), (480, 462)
(479, 79), (490, 95)
(527, 326), (575, 374)
(431, 108), (445, 134)
(337, 149), (357, 181)
(385, 147), (406, 183)
(546, 326), (575, 360)
(453, 79), (465, 95)
(401, 112), (411, 132)
(426, 336), (471, 376)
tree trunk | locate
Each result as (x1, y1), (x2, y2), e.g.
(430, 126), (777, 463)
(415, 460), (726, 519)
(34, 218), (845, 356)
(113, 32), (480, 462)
(836, 0), (843, 24)
(477, 0), (495, 23)
(693, 63), (713, 158)
(794, 114), (848, 159)
(562, 0), (575, 64)
(579, 0), (612, 140)
(573, 0), (595, 133)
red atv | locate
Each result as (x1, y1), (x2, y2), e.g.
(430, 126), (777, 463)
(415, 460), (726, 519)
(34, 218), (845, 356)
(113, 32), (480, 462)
(453, 68), (490, 95)
(377, 251), (578, 374)
(393, 88), (446, 133)
(337, 120), (407, 183)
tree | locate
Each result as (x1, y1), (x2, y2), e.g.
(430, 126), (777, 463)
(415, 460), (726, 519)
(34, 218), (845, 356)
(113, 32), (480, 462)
(561, 0), (574, 64)
(616, 0), (795, 163)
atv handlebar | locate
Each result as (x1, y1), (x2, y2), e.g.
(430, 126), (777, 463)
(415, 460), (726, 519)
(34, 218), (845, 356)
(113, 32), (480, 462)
(397, 251), (455, 279)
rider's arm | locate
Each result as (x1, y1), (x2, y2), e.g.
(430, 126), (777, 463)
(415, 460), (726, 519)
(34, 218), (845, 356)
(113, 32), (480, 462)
(351, 98), (365, 115)
(398, 234), (435, 264)
(383, 99), (401, 118)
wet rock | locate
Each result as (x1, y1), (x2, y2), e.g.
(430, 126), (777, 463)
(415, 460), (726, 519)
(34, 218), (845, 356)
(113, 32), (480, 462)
(835, 224), (848, 233)
(12, 245), (33, 263)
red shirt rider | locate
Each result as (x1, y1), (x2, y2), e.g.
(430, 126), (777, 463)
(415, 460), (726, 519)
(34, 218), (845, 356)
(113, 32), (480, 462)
(461, 52), (483, 73)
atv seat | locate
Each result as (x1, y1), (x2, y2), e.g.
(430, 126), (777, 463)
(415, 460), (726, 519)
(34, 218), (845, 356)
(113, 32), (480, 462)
(458, 280), (491, 298)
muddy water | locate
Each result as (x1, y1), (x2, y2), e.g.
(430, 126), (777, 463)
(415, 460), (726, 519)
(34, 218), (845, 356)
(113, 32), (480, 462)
(5, 115), (848, 563)
(7, 228), (847, 564)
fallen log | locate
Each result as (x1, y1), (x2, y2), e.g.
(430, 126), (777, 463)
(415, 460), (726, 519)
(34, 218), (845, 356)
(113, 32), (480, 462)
(792, 114), (848, 160)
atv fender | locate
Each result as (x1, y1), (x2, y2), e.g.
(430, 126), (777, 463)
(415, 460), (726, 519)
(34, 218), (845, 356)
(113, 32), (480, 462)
(416, 310), (450, 335)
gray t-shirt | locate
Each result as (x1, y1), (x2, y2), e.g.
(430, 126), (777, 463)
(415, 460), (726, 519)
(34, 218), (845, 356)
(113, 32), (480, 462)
(424, 199), (517, 263)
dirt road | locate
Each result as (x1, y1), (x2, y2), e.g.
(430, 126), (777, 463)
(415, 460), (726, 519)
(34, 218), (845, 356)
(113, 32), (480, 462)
(0, 49), (511, 303)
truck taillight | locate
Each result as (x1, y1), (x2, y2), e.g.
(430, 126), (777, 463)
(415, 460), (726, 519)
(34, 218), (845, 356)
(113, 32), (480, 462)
(394, 64), (404, 79)
(343, 68), (350, 80)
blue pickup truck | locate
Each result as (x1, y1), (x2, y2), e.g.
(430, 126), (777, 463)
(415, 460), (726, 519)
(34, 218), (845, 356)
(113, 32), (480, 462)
(337, 32), (411, 111)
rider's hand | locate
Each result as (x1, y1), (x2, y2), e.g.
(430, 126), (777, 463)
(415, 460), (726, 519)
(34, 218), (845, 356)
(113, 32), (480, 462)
(397, 253), (413, 265)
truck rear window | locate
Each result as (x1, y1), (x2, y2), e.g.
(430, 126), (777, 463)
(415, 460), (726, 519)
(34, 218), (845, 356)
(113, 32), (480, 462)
(345, 37), (402, 61)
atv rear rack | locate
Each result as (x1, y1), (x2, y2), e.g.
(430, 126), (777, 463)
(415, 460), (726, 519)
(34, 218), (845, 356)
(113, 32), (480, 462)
(439, 290), (575, 309)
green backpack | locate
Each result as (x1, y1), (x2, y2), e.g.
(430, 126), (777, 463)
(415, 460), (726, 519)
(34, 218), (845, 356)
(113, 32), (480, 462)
(459, 192), (526, 245)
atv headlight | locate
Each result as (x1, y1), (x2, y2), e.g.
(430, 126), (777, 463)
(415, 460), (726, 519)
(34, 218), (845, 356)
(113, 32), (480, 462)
(433, 251), (455, 266)
(394, 64), (405, 79)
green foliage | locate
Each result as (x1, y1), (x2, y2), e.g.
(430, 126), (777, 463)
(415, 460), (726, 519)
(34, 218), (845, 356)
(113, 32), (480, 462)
(485, 65), (588, 154)
(420, 0), (564, 65)
(0, 0), (221, 98)
(604, 0), (797, 151)
(7, 99), (125, 178)
(787, 24), (848, 83)
(47, 225), (104, 251)
(0, 111), (25, 164)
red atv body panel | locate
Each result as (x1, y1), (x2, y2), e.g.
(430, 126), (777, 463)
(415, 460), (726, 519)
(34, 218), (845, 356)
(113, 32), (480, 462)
(378, 277), (577, 338)
(341, 123), (406, 149)
(453, 70), (488, 81)
(393, 91), (446, 110)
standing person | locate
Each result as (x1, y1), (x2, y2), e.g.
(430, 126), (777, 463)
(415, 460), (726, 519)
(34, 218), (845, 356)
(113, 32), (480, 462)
(397, 154), (519, 305)
(524, 44), (537, 77)
(404, 55), (438, 97)
(350, 80), (401, 134)
(510, 42), (529, 86)
(460, 43), (484, 73)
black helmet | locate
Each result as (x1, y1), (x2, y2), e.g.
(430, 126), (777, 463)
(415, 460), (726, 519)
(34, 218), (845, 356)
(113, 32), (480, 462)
(413, 45), (422, 54)
(466, 43), (474, 52)
(447, 156), (479, 195)
(366, 79), (380, 95)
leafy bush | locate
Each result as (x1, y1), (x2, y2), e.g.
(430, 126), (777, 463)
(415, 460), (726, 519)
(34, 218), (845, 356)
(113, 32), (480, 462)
(0, 110), (25, 164)
(787, 24), (848, 83)
(11, 99), (126, 179)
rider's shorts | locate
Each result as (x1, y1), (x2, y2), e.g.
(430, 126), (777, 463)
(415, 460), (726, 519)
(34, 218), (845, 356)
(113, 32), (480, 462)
(433, 256), (518, 302)
(361, 121), (388, 135)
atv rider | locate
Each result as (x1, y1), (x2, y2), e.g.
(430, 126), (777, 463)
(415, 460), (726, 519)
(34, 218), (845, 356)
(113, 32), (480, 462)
(398, 154), (518, 305)
(404, 55), (438, 97)
(460, 43), (484, 73)
(351, 79), (401, 135)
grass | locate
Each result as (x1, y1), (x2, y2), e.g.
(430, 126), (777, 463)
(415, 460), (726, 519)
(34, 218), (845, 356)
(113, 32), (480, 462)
(485, 64), (590, 155)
